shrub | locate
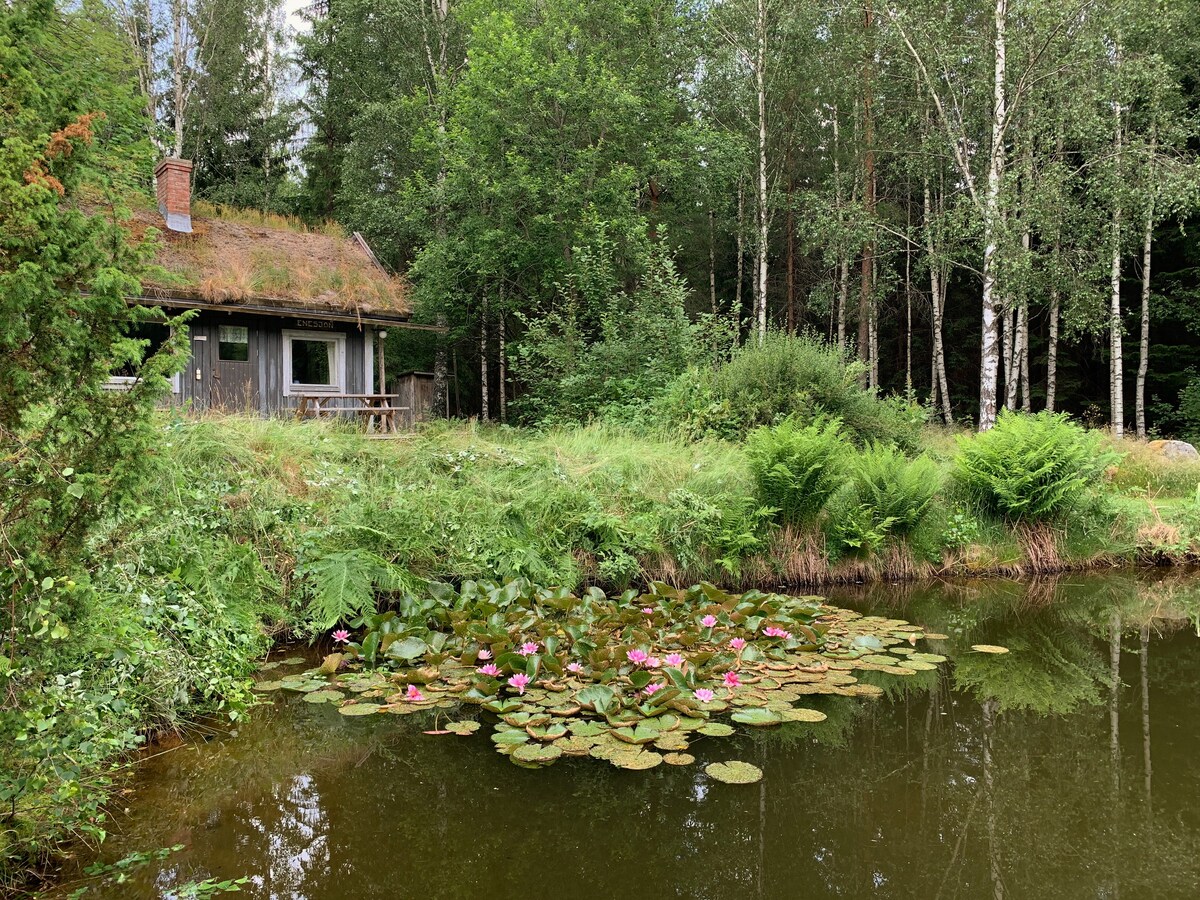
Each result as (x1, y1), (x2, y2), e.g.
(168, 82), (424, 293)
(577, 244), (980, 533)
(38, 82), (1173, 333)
(954, 411), (1118, 522)
(745, 418), (850, 526)
(657, 332), (924, 447)
(850, 444), (943, 535)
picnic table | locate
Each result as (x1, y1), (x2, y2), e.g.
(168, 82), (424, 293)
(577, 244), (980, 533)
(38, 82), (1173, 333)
(295, 393), (409, 433)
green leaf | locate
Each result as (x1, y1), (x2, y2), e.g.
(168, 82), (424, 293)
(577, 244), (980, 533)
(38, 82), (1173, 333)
(385, 636), (428, 662)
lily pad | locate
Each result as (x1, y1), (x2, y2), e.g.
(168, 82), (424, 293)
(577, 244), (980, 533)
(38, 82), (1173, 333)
(302, 689), (344, 704)
(446, 720), (480, 735)
(662, 752), (696, 766)
(782, 707), (827, 723)
(252, 680), (286, 692)
(697, 722), (735, 737)
(972, 644), (1010, 654)
(610, 750), (662, 770)
(705, 760), (764, 784)
(512, 743), (563, 766)
(731, 707), (784, 727)
(337, 703), (383, 716)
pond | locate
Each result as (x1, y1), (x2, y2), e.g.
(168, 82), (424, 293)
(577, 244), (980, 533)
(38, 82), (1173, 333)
(66, 573), (1200, 899)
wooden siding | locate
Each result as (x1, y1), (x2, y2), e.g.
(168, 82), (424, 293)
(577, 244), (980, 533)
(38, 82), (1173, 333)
(173, 311), (373, 415)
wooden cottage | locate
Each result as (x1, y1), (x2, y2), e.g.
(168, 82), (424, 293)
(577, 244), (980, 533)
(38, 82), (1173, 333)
(113, 158), (438, 420)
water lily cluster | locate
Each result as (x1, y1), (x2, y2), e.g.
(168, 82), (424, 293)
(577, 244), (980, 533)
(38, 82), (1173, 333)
(258, 581), (947, 773)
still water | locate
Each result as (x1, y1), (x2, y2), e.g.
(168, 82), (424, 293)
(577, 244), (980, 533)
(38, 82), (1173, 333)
(69, 573), (1200, 899)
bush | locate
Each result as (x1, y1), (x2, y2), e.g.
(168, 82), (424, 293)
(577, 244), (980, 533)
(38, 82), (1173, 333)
(657, 332), (924, 447)
(850, 444), (943, 535)
(954, 411), (1117, 522)
(745, 418), (850, 526)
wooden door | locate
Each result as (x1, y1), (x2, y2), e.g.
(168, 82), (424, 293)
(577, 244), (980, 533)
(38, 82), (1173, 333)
(212, 324), (259, 410)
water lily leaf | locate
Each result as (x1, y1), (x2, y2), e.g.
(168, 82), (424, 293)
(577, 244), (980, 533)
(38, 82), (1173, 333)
(698, 722), (735, 737)
(910, 653), (946, 663)
(902, 660), (938, 671)
(281, 680), (327, 693)
(252, 680), (286, 691)
(556, 736), (594, 756)
(575, 684), (615, 715)
(492, 730), (530, 746)
(337, 703), (383, 716)
(318, 653), (344, 674)
(662, 752), (696, 766)
(613, 724), (659, 745)
(567, 720), (608, 737)
(705, 760), (763, 784)
(850, 635), (885, 651)
(276, 656), (307, 666)
(654, 732), (690, 752)
(302, 689), (344, 703)
(971, 644), (1010, 654)
(446, 721), (480, 735)
(386, 637), (428, 662)
(731, 708), (784, 727)
(482, 699), (523, 714)
(610, 750), (662, 770)
(923, 633), (950, 641)
(860, 654), (900, 666)
(512, 743), (563, 765)
(527, 723), (568, 742)
(782, 707), (827, 723)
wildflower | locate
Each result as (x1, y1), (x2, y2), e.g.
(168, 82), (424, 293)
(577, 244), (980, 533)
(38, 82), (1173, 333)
(476, 664), (501, 676)
(701, 615), (718, 628)
(730, 637), (746, 651)
(664, 653), (684, 668)
(644, 682), (664, 697)
(331, 629), (351, 644)
(405, 684), (425, 702)
(723, 671), (740, 689)
(508, 673), (531, 695)
(477, 648), (493, 660)
(567, 662), (584, 674)
(518, 641), (539, 657)
(646, 656), (661, 669)
(642, 607), (654, 615)
(694, 688), (715, 703)
(626, 648), (649, 665)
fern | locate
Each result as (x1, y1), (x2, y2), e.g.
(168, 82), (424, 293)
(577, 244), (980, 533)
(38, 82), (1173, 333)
(745, 417), (849, 526)
(299, 548), (392, 631)
(955, 411), (1118, 522)
(850, 444), (942, 535)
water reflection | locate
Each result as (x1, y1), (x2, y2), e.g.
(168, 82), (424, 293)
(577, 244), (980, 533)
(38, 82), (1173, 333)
(69, 573), (1200, 899)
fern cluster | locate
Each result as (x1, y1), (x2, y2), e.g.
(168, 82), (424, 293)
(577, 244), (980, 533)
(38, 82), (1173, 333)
(745, 418), (849, 526)
(954, 411), (1118, 522)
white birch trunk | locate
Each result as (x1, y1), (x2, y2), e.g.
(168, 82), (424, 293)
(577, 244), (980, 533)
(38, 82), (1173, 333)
(754, 0), (769, 345)
(1136, 201), (1153, 440)
(978, 0), (1008, 431)
(479, 295), (489, 422)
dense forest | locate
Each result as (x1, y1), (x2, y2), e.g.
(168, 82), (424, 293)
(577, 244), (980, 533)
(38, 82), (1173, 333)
(83, 0), (1200, 435)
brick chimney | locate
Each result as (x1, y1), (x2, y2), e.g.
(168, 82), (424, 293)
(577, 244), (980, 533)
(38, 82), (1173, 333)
(154, 158), (193, 233)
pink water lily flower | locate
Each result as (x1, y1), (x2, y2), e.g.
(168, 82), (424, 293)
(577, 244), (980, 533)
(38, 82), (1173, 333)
(518, 641), (539, 657)
(642, 607), (655, 615)
(701, 615), (718, 628)
(763, 626), (792, 640)
(644, 682), (664, 696)
(730, 637), (746, 651)
(331, 629), (351, 644)
(476, 664), (501, 676)
(646, 656), (661, 669)
(723, 671), (741, 689)
(694, 688), (715, 703)
(508, 673), (531, 695)
(405, 684), (425, 702)
(626, 648), (649, 665)
(664, 653), (685, 668)
(477, 648), (493, 660)
(567, 662), (584, 674)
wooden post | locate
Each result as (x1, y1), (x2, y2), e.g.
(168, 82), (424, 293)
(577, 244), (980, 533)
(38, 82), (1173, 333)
(377, 329), (387, 395)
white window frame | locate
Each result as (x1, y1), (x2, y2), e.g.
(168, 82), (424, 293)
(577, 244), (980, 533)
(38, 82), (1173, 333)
(282, 329), (347, 396)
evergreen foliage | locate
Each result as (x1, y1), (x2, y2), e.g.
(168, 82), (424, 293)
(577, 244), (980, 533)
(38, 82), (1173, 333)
(744, 418), (850, 527)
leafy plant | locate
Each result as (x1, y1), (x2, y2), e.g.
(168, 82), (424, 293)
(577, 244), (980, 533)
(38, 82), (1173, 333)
(954, 411), (1119, 522)
(745, 418), (850, 526)
(848, 444), (943, 535)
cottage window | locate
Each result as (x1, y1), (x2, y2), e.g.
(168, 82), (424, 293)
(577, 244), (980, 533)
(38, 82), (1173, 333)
(218, 325), (250, 361)
(282, 329), (346, 395)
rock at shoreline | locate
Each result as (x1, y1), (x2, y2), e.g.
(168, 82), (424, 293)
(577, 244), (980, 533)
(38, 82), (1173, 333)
(1147, 439), (1200, 461)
